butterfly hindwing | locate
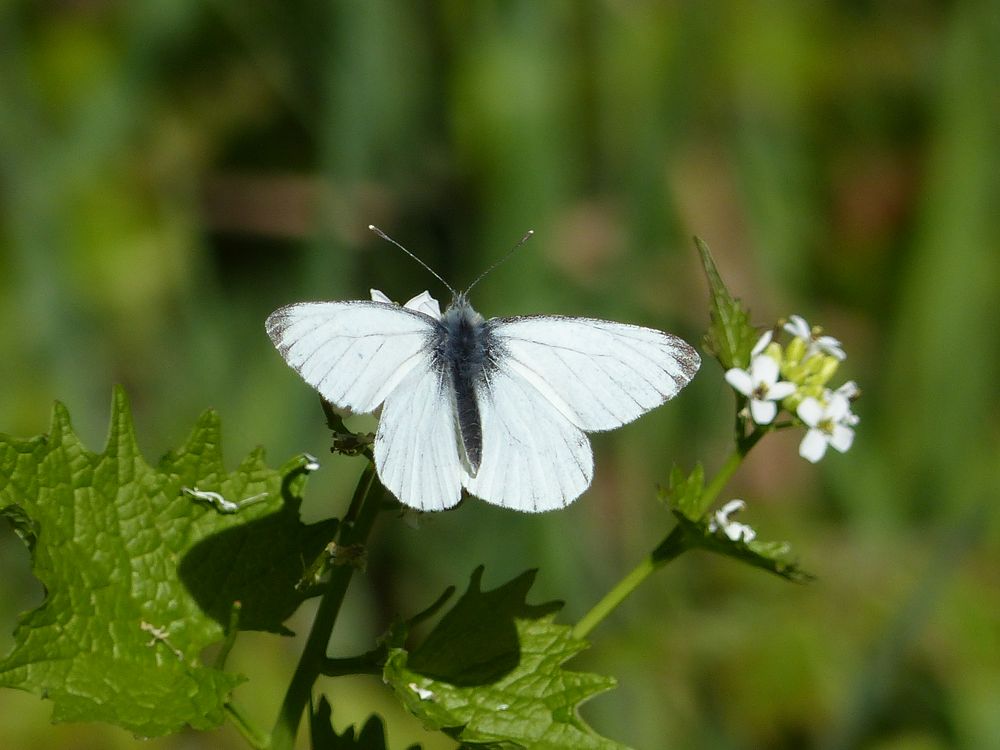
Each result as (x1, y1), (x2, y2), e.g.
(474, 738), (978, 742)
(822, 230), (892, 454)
(464, 363), (593, 512)
(375, 355), (464, 511)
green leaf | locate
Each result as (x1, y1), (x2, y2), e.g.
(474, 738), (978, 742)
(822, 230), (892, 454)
(383, 567), (629, 750)
(660, 463), (705, 520)
(694, 236), (760, 369)
(0, 386), (336, 736)
(672, 511), (814, 584)
(310, 696), (419, 750)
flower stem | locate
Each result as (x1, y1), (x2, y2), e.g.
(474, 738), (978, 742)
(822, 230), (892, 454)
(572, 439), (757, 641)
(269, 463), (382, 750)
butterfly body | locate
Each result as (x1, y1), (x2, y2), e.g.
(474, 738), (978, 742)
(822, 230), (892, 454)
(267, 289), (699, 512)
(432, 295), (496, 474)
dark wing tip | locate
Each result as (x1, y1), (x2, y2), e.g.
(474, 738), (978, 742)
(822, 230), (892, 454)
(677, 341), (702, 381)
(265, 306), (294, 343)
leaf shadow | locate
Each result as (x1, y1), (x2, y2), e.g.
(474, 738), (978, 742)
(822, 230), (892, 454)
(178, 467), (338, 635)
(405, 566), (562, 686)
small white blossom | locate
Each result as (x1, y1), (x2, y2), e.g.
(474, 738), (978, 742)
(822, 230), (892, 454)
(725, 355), (797, 425)
(708, 499), (756, 543)
(797, 393), (857, 462)
(302, 452), (321, 472)
(370, 289), (442, 319)
(784, 314), (845, 361)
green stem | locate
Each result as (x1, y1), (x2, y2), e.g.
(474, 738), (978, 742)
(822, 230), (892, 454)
(572, 436), (760, 641)
(321, 649), (385, 677)
(269, 463), (382, 750)
(572, 526), (687, 641)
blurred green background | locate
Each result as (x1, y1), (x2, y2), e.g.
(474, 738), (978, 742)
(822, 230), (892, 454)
(2, 1), (999, 748)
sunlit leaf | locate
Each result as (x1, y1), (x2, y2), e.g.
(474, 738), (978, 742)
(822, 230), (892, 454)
(695, 237), (760, 370)
(0, 387), (334, 736)
(660, 462), (705, 520)
(384, 567), (629, 750)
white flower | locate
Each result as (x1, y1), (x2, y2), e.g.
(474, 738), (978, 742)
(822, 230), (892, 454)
(797, 393), (857, 462)
(784, 314), (845, 361)
(708, 499), (756, 543)
(725, 354), (797, 425)
(370, 289), (442, 319)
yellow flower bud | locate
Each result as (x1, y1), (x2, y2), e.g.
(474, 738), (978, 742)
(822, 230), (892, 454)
(785, 336), (807, 367)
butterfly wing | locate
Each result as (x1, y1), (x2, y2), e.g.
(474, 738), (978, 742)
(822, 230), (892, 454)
(267, 300), (463, 511)
(265, 301), (434, 413)
(375, 356), (464, 511)
(488, 315), (700, 431)
(462, 315), (700, 512)
(461, 363), (593, 512)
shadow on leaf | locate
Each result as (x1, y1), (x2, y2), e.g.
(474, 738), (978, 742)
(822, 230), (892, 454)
(179, 468), (338, 635)
(406, 566), (562, 686)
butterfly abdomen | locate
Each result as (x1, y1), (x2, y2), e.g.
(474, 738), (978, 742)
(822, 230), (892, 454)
(434, 297), (500, 474)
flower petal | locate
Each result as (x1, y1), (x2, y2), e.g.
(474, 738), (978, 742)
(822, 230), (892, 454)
(370, 289), (393, 304)
(816, 335), (846, 360)
(733, 522), (756, 543)
(751, 330), (773, 357)
(799, 429), (828, 462)
(784, 314), (811, 340)
(768, 381), (797, 401)
(750, 398), (778, 425)
(830, 425), (854, 453)
(796, 397), (823, 427)
(725, 368), (753, 396)
(749, 354), (780, 386)
(826, 393), (850, 421)
(719, 498), (746, 517)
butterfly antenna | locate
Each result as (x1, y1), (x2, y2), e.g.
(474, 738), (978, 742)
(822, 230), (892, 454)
(368, 225), (456, 297)
(464, 229), (534, 295)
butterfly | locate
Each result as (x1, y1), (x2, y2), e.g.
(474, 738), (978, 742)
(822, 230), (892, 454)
(265, 229), (700, 513)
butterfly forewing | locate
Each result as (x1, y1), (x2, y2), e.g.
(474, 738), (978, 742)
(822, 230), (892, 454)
(487, 316), (700, 432)
(265, 301), (435, 414)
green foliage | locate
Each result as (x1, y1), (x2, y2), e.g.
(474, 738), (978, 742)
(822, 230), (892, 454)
(695, 237), (760, 370)
(0, 387), (334, 736)
(383, 567), (627, 750)
(310, 697), (419, 750)
(661, 462), (705, 520)
(671, 511), (813, 584)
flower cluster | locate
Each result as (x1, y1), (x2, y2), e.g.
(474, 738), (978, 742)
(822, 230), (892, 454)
(708, 499), (756, 543)
(724, 315), (859, 463)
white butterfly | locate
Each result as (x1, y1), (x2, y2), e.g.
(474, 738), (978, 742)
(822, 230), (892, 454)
(266, 236), (700, 513)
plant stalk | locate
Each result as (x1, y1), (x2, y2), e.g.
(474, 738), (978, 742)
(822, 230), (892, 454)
(572, 438), (757, 640)
(269, 463), (381, 750)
